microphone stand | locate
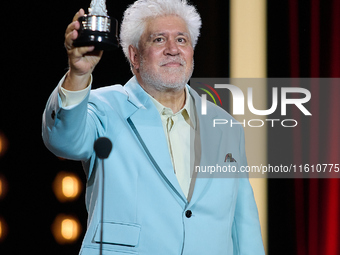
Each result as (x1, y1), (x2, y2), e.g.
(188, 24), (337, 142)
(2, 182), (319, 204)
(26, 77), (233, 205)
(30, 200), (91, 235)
(93, 137), (112, 255)
(99, 159), (105, 255)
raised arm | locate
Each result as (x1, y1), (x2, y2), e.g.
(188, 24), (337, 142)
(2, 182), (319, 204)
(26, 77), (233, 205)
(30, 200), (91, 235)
(42, 9), (106, 161)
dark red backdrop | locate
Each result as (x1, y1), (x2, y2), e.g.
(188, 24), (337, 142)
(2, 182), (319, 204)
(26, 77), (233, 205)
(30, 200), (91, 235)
(289, 0), (340, 254)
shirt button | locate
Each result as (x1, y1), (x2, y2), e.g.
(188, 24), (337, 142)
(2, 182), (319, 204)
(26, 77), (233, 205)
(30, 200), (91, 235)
(185, 210), (192, 218)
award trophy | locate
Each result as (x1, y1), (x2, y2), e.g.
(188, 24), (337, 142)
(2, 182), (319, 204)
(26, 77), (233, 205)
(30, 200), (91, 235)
(73, 0), (119, 50)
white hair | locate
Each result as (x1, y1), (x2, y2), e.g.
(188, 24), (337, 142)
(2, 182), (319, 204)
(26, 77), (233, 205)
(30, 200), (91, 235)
(120, 0), (202, 61)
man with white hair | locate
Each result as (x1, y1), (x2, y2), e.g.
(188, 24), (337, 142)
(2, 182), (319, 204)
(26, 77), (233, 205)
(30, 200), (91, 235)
(42, 0), (265, 254)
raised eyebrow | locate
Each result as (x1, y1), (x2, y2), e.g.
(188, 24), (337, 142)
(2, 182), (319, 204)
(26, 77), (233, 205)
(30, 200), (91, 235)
(177, 32), (190, 38)
(149, 33), (166, 40)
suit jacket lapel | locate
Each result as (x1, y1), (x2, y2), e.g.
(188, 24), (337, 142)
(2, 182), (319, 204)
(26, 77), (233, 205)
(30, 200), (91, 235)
(124, 77), (187, 205)
(188, 88), (223, 206)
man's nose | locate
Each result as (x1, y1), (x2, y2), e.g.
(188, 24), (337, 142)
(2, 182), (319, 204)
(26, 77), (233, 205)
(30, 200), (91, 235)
(164, 39), (180, 55)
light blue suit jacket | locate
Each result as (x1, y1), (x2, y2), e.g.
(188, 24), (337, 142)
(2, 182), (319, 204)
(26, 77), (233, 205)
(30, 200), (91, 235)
(42, 76), (265, 255)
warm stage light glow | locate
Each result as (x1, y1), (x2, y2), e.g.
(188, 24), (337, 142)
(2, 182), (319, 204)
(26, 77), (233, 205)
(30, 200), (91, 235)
(0, 217), (8, 242)
(53, 172), (82, 202)
(52, 214), (82, 244)
(0, 175), (8, 200)
(0, 132), (8, 157)
(61, 218), (78, 240)
(62, 176), (79, 198)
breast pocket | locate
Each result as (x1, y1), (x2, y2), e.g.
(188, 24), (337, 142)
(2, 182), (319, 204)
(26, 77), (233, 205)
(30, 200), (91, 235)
(81, 222), (141, 255)
(94, 222), (141, 246)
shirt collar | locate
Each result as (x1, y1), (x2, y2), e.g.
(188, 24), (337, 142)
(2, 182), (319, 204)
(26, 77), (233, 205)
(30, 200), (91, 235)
(146, 86), (196, 129)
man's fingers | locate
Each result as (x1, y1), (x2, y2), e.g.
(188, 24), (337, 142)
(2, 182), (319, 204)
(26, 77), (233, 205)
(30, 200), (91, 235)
(79, 8), (85, 17)
(68, 46), (96, 61)
(65, 9), (83, 39)
(65, 22), (78, 39)
(65, 9), (85, 50)
(73, 46), (96, 57)
(65, 30), (77, 50)
(72, 8), (85, 22)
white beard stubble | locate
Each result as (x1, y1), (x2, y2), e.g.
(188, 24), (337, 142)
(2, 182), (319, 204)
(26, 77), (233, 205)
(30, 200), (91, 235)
(139, 56), (194, 92)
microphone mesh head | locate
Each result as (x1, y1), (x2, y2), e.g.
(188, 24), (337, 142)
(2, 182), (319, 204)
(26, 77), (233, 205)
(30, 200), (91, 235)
(94, 137), (112, 159)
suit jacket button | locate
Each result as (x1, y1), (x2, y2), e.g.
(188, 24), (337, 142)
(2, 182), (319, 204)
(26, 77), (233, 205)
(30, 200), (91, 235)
(51, 110), (56, 120)
(185, 210), (192, 218)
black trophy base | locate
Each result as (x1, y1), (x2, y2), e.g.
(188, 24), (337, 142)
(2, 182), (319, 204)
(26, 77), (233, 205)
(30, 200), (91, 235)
(73, 15), (119, 51)
(73, 30), (119, 51)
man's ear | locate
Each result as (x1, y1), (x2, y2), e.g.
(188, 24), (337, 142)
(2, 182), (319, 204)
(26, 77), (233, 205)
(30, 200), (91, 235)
(128, 45), (140, 70)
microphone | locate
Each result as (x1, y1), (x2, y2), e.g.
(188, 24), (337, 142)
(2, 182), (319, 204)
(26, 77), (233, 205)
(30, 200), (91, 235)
(93, 137), (112, 255)
(94, 137), (112, 159)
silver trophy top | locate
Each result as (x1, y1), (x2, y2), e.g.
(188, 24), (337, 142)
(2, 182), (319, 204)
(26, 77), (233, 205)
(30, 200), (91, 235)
(88, 0), (108, 16)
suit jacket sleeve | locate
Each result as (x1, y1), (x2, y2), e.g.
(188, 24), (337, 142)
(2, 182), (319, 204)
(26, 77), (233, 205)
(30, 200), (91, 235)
(42, 74), (105, 168)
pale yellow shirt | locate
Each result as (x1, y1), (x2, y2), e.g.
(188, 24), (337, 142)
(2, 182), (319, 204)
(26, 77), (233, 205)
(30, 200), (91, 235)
(147, 87), (196, 197)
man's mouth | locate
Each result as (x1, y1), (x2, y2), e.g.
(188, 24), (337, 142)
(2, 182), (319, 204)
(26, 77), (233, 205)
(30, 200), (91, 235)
(160, 58), (186, 67)
(162, 62), (182, 67)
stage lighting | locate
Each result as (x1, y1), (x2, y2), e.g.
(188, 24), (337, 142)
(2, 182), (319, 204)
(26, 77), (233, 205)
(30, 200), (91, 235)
(0, 175), (8, 200)
(0, 132), (8, 157)
(53, 172), (82, 202)
(52, 214), (82, 244)
(0, 217), (8, 242)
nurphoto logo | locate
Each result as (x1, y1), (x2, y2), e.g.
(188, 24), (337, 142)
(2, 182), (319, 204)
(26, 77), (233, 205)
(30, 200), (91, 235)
(191, 78), (312, 128)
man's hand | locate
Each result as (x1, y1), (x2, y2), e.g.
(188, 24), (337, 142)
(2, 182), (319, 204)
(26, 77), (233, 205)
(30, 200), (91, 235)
(63, 9), (103, 91)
